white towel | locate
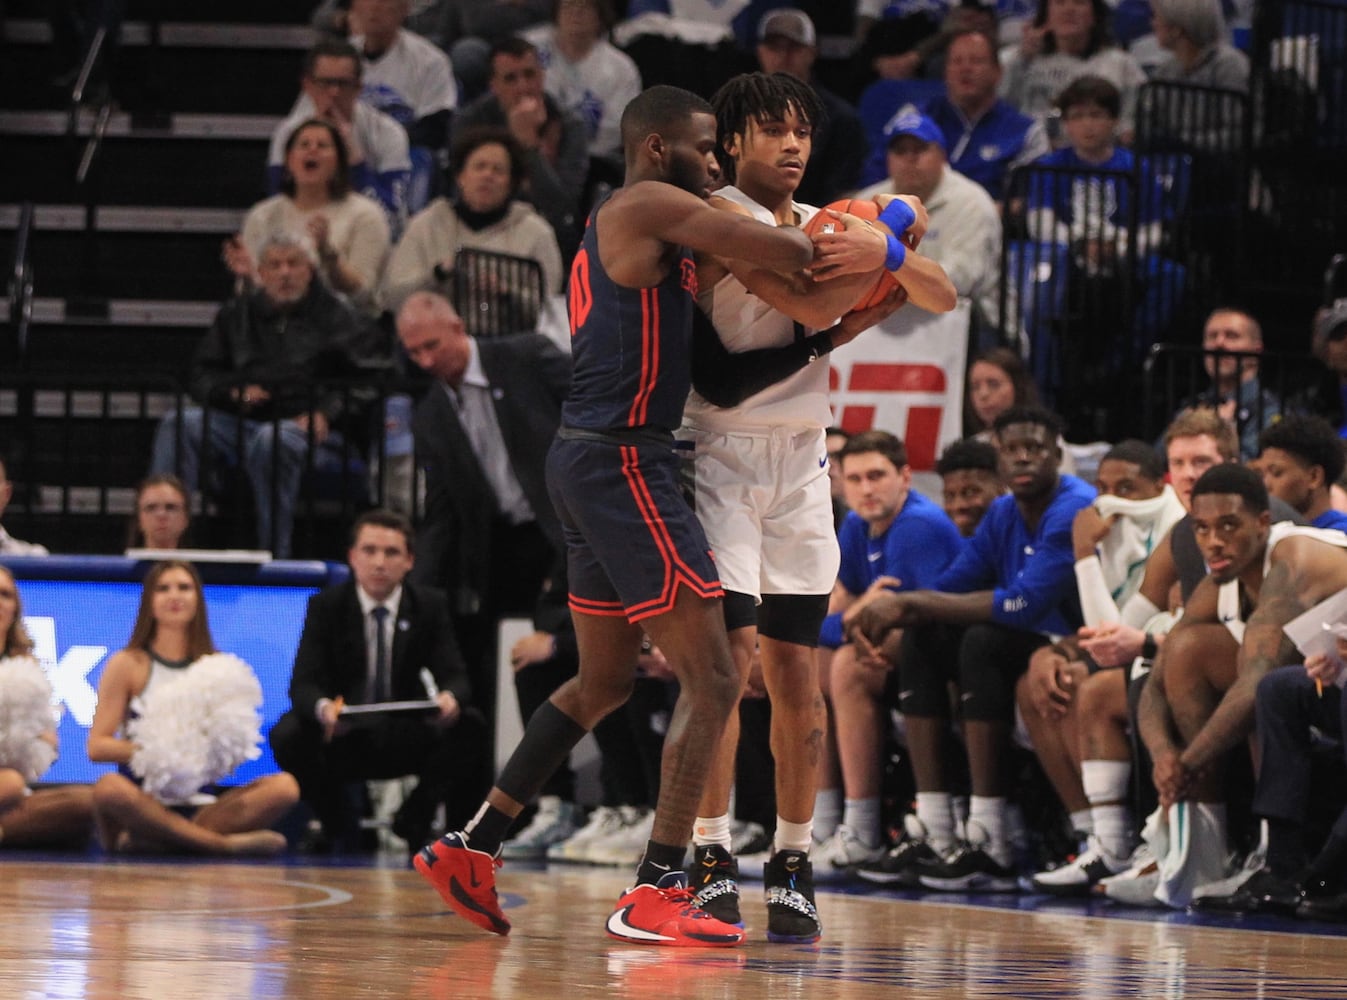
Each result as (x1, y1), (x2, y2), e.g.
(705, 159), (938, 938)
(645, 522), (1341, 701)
(1143, 801), (1232, 908)
(1075, 485), (1187, 628)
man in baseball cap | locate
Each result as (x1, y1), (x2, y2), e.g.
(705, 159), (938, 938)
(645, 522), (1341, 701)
(857, 108), (1001, 325)
(759, 7), (817, 46)
(754, 7), (867, 204)
(882, 107), (948, 150)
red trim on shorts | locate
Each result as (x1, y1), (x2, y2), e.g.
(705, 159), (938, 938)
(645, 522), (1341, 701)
(617, 444), (722, 619)
(626, 578), (726, 623)
(569, 595), (629, 617)
(627, 288), (659, 426)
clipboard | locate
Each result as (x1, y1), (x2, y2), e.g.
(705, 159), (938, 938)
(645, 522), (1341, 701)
(339, 699), (439, 716)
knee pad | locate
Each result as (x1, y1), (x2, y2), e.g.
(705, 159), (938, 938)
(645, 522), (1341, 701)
(896, 624), (958, 718)
(958, 625), (1046, 722)
(758, 593), (828, 646)
(722, 590), (758, 633)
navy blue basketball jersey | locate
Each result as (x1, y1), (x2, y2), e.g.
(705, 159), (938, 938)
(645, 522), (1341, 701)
(562, 196), (699, 432)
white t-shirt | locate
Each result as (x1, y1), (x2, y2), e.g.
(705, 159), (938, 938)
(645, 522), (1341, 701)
(352, 29), (458, 127)
(521, 25), (642, 162)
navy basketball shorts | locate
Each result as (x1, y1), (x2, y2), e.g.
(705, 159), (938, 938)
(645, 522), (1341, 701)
(547, 431), (723, 623)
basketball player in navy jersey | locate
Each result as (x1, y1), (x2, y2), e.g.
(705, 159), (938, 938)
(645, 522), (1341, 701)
(414, 85), (894, 946)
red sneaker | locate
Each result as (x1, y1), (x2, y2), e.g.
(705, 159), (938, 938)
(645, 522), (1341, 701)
(415, 832), (511, 936)
(606, 872), (745, 947)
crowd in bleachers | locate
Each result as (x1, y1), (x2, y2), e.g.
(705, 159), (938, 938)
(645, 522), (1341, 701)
(8, 0), (1347, 934)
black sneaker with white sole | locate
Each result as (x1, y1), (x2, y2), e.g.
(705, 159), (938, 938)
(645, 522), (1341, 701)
(857, 838), (941, 887)
(917, 842), (1019, 892)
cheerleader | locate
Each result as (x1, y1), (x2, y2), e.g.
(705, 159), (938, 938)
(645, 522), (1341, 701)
(86, 560), (298, 854)
(0, 565), (95, 849)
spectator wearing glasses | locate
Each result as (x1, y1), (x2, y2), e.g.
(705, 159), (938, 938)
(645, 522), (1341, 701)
(269, 38), (412, 238)
(126, 474), (192, 552)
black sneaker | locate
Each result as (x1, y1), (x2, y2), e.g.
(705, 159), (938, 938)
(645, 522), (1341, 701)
(764, 849), (822, 943)
(857, 838), (941, 887)
(691, 844), (742, 927)
(917, 842), (1019, 893)
(1190, 866), (1302, 915)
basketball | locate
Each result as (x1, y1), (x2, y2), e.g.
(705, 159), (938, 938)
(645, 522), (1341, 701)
(802, 199), (904, 312)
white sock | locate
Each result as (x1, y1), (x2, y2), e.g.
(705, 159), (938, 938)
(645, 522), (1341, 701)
(842, 797), (882, 847)
(693, 813), (732, 851)
(915, 792), (957, 853)
(1082, 759), (1133, 859)
(1092, 804), (1132, 860)
(1081, 759), (1131, 805)
(813, 787), (842, 841)
(968, 795), (1010, 866)
(1070, 809), (1095, 837)
(775, 817), (813, 855)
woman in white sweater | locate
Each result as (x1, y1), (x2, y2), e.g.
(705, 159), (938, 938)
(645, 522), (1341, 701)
(228, 119), (390, 314)
(379, 124), (564, 315)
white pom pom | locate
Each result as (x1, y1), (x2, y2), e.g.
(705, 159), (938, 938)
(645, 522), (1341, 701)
(128, 653), (264, 803)
(0, 656), (59, 782)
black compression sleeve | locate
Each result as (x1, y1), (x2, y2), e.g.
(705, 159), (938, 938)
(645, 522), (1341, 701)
(690, 305), (836, 408)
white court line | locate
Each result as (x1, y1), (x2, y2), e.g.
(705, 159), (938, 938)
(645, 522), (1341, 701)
(0, 877), (354, 921)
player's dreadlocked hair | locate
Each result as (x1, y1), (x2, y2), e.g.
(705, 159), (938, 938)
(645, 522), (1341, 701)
(710, 72), (826, 184)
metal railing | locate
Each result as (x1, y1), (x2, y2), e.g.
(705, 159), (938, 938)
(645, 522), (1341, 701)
(5, 202), (36, 363)
(0, 372), (427, 560)
(450, 248), (546, 340)
(998, 160), (1190, 440)
(1140, 344), (1326, 455)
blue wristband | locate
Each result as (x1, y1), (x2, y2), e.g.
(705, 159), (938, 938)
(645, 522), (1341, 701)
(884, 233), (906, 272)
(878, 198), (916, 237)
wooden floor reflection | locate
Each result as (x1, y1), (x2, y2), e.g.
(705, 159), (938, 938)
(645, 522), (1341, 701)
(2, 857), (1344, 999)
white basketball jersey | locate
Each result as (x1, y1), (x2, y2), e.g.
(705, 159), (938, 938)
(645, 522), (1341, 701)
(683, 185), (834, 433)
(1218, 522), (1347, 642)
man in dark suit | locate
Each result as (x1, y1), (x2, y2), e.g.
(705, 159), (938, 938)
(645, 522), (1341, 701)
(396, 290), (569, 720)
(269, 508), (489, 852)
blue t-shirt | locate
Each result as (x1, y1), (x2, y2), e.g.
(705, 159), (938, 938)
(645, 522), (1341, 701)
(819, 491), (964, 648)
(1028, 146), (1171, 232)
(924, 95), (1041, 203)
(935, 474), (1097, 635)
(1313, 509), (1347, 532)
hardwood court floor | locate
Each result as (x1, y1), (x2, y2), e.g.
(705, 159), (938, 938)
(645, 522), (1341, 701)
(2, 855), (1344, 999)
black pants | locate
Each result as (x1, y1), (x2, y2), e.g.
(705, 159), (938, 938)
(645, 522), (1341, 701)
(893, 622), (1049, 722)
(455, 518), (556, 724)
(269, 707), (491, 843)
(1253, 664), (1347, 838)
